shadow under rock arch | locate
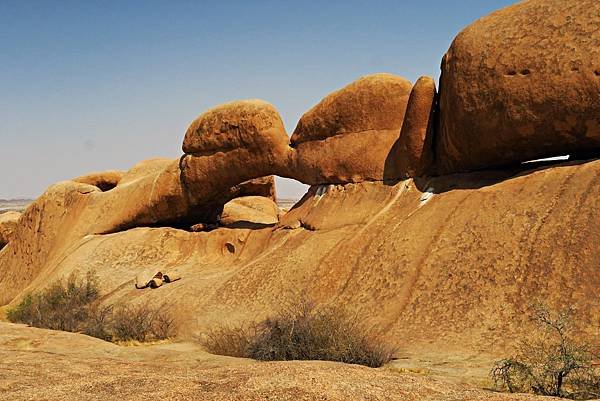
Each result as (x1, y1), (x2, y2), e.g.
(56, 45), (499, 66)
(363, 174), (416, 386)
(411, 156), (600, 195)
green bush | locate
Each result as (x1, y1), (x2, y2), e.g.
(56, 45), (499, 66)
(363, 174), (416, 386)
(7, 271), (99, 332)
(491, 304), (599, 399)
(203, 299), (396, 368)
(7, 272), (177, 343)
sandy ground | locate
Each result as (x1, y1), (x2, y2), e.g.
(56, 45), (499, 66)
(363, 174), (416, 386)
(0, 322), (557, 401)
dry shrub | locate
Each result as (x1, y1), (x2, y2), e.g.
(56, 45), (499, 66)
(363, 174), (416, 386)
(491, 303), (599, 400)
(83, 304), (114, 341)
(111, 304), (155, 342)
(7, 273), (178, 343)
(203, 323), (259, 358)
(150, 308), (178, 340)
(203, 299), (396, 368)
(111, 303), (177, 342)
(7, 271), (99, 332)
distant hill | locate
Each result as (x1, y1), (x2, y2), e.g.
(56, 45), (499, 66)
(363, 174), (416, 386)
(0, 199), (32, 213)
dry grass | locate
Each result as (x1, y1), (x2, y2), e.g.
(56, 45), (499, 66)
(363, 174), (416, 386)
(203, 299), (396, 368)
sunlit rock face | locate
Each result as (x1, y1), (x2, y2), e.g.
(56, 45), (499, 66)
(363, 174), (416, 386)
(437, 0), (600, 174)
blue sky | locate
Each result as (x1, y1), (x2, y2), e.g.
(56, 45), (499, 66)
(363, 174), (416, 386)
(0, 0), (514, 199)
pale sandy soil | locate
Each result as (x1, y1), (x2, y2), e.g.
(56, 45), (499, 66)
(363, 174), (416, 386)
(0, 322), (555, 401)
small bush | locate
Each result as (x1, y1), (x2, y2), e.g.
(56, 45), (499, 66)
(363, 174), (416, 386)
(203, 299), (396, 368)
(7, 271), (99, 332)
(83, 304), (114, 341)
(491, 303), (599, 399)
(204, 323), (260, 358)
(149, 308), (179, 341)
(7, 273), (178, 343)
(111, 303), (176, 342)
(112, 304), (155, 342)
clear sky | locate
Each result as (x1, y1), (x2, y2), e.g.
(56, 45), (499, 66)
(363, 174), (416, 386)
(0, 0), (514, 199)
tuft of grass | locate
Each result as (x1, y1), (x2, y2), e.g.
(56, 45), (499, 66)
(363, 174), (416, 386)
(203, 299), (397, 368)
(7, 272), (178, 343)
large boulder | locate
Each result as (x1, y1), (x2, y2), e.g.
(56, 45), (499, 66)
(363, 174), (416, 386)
(219, 196), (279, 228)
(289, 73), (412, 184)
(181, 100), (290, 200)
(0, 211), (21, 249)
(392, 76), (436, 178)
(437, 0), (600, 174)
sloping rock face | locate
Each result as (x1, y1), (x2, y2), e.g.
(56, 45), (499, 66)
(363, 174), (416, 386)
(289, 74), (412, 184)
(0, 323), (548, 401)
(437, 0), (600, 174)
(0, 162), (277, 305)
(220, 196), (279, 228)
(3, 158), (598, 355)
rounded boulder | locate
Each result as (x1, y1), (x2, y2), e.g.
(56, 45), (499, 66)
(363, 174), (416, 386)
(290, 73), (412, 184)
(437, 0), (600, 174)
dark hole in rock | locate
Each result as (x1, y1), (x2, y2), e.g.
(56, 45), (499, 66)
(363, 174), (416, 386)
(506, 69), (517, 76)
(225, 242), (235, 254)
(520, 69), (530, 76)
(594, 70), (600, 77)
(95, 181), (118, 192)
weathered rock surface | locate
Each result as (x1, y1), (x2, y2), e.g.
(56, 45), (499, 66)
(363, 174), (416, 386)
(0, 211), (21, 249)
(1, 323), (553, 401)
(181, 100), (291, 200)
(289, 73), (412, 184)
(3, 158), (598, 356)
(73, 170), (124, 191)
(437, 0), (600, 174)
(231, 175), (277, 202)
(0, 156), (278, 304)
(219, 196), (279, 227)
(393, 76), (436, 178)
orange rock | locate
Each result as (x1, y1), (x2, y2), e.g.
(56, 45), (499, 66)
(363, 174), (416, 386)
(72, 170), (124, 192)
(181, 100), (291, 200)
(231, 176), (277, 202)
(219, 196), (279, 227)
(289, 73), (412, 184)
(437, 0), (600, 174)
(0, 211), (21, 249)
(394, 76), (436, 177)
